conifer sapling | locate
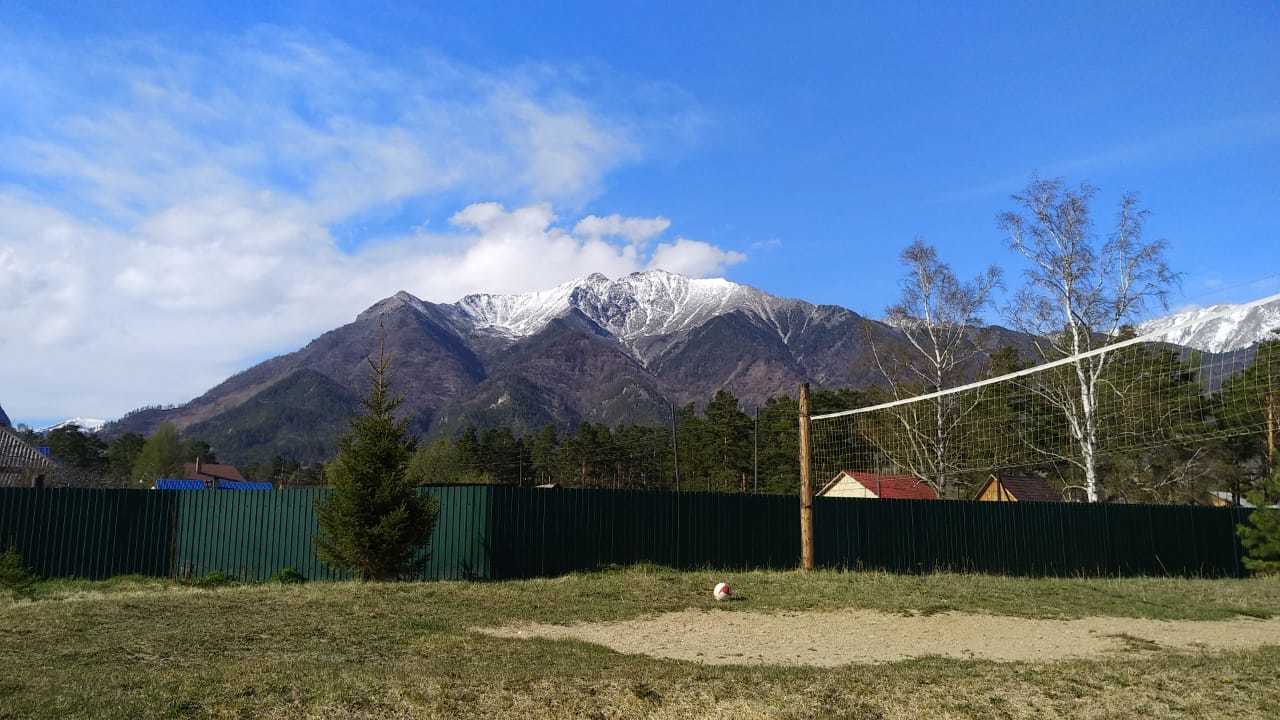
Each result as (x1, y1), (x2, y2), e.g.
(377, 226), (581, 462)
(315, 332), (438, 580)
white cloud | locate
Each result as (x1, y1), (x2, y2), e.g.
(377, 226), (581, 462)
(0, 193), (742, 420)
(573, 214), (671, 244)
(646, 238), (747, 277)
(0, 29), (744, 422)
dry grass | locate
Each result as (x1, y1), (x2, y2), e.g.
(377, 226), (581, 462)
(2, 567), (1279, 718)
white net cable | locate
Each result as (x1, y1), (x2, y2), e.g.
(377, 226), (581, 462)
(810, 293), (1280, 498)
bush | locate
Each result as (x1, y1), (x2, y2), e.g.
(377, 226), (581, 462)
(270, 567), (306, 584)
(187, 570), (237, 588)
(0, 545), (38, 597)
(1239, 465), (1280, 575)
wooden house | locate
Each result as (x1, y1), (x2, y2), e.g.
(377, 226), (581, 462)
(973, 473), (1060, 502)
(817, 470), (938, 500)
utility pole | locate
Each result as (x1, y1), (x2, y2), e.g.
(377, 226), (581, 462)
(798, 383), (814, 571)
(753, 407), (759, 493)
(670, 401), (680, 493)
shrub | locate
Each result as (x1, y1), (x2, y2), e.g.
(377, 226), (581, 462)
(0, 545), (38, 597)
(270, 567), (306, 584)
(187, 570), (237, 588)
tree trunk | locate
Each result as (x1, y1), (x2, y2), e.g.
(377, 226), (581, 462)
(1075, 354), (1102, 503)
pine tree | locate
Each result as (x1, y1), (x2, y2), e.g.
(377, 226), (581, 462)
(529, 425), (559, 485)
(314, 337), (437, 581)
(1239, 462), (1280, 575)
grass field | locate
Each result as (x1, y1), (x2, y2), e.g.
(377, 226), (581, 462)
(3, 567), (1280, 719)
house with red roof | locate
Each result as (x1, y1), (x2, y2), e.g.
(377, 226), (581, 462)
(817, 470), (938, 500)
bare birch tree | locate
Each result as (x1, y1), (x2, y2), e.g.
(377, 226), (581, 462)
(1000, 177), (1177, 502)
(869, 239), (1001, 496)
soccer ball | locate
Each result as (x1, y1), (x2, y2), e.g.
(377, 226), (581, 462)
(713, 582), (732, 601)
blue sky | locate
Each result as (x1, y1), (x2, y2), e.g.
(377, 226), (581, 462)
(2, 1), (1278, 424)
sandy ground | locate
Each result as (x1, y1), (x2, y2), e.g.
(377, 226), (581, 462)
(479, 608), (1280, 666)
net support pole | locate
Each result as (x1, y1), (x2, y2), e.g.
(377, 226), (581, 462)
(1267, 392), (1277, 469)
(798, 383), (814, 571)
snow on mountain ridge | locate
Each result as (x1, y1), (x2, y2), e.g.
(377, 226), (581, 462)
(454, 270), (799, 348)
(1140, 295), (1280, 352)
(40, 417), (107, 434)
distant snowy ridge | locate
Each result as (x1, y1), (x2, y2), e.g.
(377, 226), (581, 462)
(40, 417), (108, 433)
(1140, 294), (1280, 352)
(454, 269), (807, 357)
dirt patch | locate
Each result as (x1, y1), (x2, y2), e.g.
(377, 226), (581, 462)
(479, 608), (1280, 666)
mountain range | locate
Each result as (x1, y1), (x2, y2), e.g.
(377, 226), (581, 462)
(1138, 294), (1280, 352)
(100, 271), (1278, 465)
(104, 271), (1024, 463)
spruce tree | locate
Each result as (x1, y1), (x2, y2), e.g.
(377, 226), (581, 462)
(1239, 462), (1280, 575)
(315, 338), (437, 581)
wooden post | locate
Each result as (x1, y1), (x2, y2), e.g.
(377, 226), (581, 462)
(798, 383), (814, 571)
(753, 407), (759, 493)
(1267, 392), (1277, 469)
(670, 401), (680, 493)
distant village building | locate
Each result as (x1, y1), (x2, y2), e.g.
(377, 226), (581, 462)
(1206, 490), (1251, 508)
(0, 425), (55, 488)
(817, 470), (939, 500)
(153, 458), (271, 490)
(973, 473), (1061, 502)
(1205, 490), (1280, 509)
(184, 457), (247, 485)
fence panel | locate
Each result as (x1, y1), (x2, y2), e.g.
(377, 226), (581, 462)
(0, 486), (1258, 581)
(0, 488), (175, 579)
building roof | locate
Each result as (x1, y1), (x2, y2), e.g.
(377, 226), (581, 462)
(218, 480), (273, 491)
(977, 473), (1061, 502)
(820, 470), (939, 500)
(155, 478), (273, 491)
(1207, 490), (1280, 509)
(0, 425), (55, 487)
(182, 461), (246, 483)
(155, 479), (208, 490)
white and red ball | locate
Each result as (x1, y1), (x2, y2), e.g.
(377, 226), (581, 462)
(713, 581), (732, 601)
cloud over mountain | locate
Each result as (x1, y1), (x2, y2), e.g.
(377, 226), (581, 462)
(0, 29), (740, 421)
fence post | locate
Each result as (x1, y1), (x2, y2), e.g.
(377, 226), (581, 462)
(799, 383), (814, 571)
(670, 401), (681, 493)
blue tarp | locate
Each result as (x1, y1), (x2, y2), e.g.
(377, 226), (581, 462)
(154, 479), (207, 490)
(217, 480), (274, 491)
(154, 479), (273, 491)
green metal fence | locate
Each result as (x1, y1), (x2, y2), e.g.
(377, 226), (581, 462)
(0, 488), (177, 580)
(813, 496), (1252, 576)
(0, 485), (1256, 581)
(175, 487), (493, 581)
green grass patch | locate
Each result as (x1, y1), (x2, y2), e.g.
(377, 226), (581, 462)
(2, 567), (1279, 718)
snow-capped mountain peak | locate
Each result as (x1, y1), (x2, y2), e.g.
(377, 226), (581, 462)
(455, 270), (790, 345)
(1140, 294), (1280, 352)
(39, 417), (108, 434)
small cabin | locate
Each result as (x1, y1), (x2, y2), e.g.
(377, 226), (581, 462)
(817, 470), (938, 500)
(973, 473), (1060, 502)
